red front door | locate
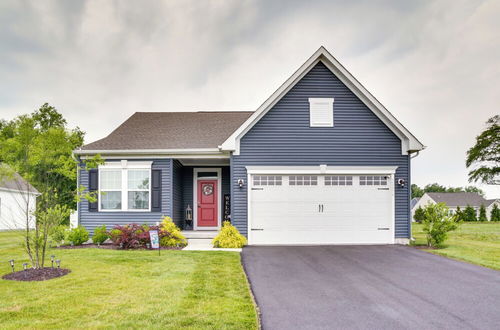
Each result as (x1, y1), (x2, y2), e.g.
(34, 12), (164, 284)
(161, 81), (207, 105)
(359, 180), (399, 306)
(197, 180), (218, 227)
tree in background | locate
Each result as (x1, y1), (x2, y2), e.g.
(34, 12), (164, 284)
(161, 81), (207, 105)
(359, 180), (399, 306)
(0, 103), (84, 217)
(466, 115), (499, 184)
(413, 206), (426, 223)
(0, 103), (101, 268)
(478, 204), (488, 221)
(411, 183), (485, 199)
(411, 184), (424, 198)
(491, 204), (500, 221)
(463, 205), (477, 221)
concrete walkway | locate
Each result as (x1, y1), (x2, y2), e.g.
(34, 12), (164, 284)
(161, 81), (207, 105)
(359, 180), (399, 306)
(182, 230), (241, 252)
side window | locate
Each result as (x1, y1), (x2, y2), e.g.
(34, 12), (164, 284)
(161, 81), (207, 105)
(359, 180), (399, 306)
(289, 175), (318, 186)
(359, 175), (388, 186)
(253, 175), (282, 186)
(325, 175), (353, 186)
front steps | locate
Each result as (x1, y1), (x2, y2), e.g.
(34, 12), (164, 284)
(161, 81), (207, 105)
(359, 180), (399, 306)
(182, 230), (241, 252)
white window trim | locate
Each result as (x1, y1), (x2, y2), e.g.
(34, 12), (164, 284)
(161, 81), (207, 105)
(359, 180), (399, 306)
(309, 97), (334, 127)
(193, 168), (222, 231)
(98, 161), (153, 212)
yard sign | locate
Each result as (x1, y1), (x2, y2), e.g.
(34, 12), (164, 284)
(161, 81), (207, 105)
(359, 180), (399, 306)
(149, 230), (160, 255)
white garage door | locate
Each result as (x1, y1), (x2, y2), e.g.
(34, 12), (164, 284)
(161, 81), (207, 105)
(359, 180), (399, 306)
(249, 173), (394, 245)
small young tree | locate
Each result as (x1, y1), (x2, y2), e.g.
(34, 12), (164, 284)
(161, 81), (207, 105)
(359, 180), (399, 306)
(413, 206), (425, 223)
(478, 204), (488, 221)
(463, 205), (477, 221)
(421, 203), (459, 248)
(454, 206), (463, 222)
(490, 204), (500, 221)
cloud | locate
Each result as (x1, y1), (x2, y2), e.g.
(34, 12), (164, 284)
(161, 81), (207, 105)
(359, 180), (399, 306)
(0, 0), (498, 197)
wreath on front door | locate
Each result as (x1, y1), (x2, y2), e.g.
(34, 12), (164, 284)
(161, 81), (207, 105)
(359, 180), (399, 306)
(203, 184), (213, 196)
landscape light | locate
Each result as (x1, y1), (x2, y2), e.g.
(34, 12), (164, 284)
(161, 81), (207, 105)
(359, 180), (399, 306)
(9, 259), (14, 272)
(51, 255), (55, 268)
(56, 259), (61, 268)
(23, 263), (28, 271)
(146, 243), (151, 249)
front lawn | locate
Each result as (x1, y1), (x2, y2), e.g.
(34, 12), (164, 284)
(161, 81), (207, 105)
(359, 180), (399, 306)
(0, 231), (258, 329)
(412, 222), (500, 270)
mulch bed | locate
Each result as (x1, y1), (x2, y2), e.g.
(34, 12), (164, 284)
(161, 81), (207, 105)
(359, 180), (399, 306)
(2, 267), (71, 282)
(56, 243), (183, 250)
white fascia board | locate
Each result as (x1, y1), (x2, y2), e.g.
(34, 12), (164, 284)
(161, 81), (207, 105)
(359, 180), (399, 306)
(0, 187), (41, 196)
(221, 46), (425, 155)
(74, 148), (230, 158)
(246, 165), (398, 175)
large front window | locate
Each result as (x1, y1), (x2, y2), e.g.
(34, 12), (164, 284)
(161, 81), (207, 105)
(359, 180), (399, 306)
(99, 162), (151, 211)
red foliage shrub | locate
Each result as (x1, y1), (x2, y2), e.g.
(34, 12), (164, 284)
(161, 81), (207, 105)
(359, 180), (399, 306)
(109, 223), (166, 249)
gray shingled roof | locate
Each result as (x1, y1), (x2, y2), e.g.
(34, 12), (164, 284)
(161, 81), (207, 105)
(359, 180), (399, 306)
(427, 192), (488, 207)
(410, 198), (420, 209)
(81, 111), (254, 150)
(0, 166), (39, 194)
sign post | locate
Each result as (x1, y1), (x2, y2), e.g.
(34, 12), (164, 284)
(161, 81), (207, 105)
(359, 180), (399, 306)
(149, 230), (160, 256)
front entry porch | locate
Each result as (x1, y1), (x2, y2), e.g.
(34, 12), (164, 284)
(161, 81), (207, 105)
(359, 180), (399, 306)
(172, 159), (231, 232)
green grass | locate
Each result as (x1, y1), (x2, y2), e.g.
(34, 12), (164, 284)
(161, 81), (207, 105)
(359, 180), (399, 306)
(412, 222), (500, 270)
(0, 231), (258, 329)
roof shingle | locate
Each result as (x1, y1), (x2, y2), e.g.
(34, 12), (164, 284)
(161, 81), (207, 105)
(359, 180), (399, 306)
(81, 111), (254, 151)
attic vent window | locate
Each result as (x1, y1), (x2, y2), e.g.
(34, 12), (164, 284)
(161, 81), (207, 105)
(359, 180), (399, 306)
(309, 98), (334, 127)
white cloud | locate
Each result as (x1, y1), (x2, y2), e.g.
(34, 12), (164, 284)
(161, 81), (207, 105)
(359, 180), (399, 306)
(0, 0), (498, 197)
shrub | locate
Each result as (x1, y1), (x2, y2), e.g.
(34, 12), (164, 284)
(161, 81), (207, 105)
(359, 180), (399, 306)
(463, 205), (477, 221)
(212, 221), (247, 248)
(478, 204), (487, 221)
(159, 217), (187, 247)
(491, 204), (500, 221)
(92, 225), (109, 245)
(413, 206), (425, 223)
(50, 225), (68, 246)
(66, 226), (90, 245)
(421, 203), (458, 248)
(109, 223), (164, 249)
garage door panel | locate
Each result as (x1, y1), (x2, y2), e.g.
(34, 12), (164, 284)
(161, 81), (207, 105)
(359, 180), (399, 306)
(249, 174), (394, 245)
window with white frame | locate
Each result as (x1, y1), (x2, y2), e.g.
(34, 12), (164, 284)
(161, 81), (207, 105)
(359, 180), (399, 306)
(325, 175), (353, 186)
(253, 175), (282, 186)
(289, 175), (318, 186)
(99, 162), (151, 211)
(359, 175), (388, 186)
(309, 98), (334, 127)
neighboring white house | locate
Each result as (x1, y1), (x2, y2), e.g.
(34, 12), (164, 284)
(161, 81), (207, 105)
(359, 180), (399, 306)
(411, 192), (500, 221)
(0, 170), (39, 230)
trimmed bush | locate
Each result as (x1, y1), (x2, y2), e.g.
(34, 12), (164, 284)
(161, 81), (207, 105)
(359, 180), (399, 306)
(421, 203), (459, 248)
(92, 225), (109, 245)
(463, 205), (477, 221)
(479, 204), (487, 221)
(50, 225), (68, 247)
(159, 217), (187, 247)
(212, 221), (247, 248)
(109, 224), (153, 249)
(66, 226), (90, 245)
(413, 206), (425, 223)
(491, 204), (500, 221)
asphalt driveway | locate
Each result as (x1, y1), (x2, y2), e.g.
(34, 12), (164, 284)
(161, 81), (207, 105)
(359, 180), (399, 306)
(242, 245), (500, 330)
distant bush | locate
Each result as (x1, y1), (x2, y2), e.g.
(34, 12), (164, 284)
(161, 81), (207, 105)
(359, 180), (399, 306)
(478, 204), (487, 221)
(66, 226), (90, 245)
(491, 204), (500, 222)
(92, 225), (109, 245)
(463, 205), (477, 221)
(50, 225), (68, 246)
(421, 203), (459, 248)
(212, 221), (247, 248)
(413, 206), (425, 223)
(159, 217), (187, 247)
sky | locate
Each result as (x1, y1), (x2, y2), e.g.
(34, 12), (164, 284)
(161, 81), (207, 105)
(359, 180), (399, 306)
(0, 0), (499, 198)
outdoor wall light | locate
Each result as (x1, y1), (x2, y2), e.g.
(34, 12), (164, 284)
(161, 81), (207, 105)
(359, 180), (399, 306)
(9, 259), (14, 272)
(56, 259), (61, 268)
(397, 178), (406, 187)
(23, 263), (28, 271)
(51, 255), (55, 268)
(238, 179), (244, 188)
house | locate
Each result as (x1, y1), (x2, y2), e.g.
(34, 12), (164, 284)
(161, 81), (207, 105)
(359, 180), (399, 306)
(0, 168), (39, 231)
(411, 192), (500, 221)
(74, 47), (425, 245)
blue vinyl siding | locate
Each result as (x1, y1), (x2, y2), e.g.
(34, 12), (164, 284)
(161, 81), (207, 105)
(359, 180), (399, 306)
(78, 159), (172, 234)
(231, 62), (411, 238)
